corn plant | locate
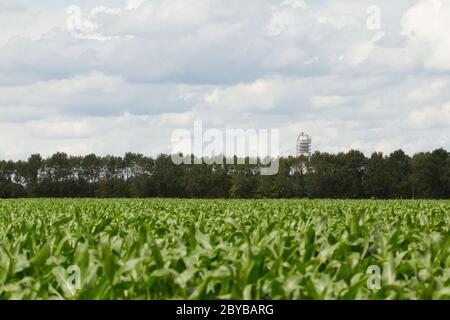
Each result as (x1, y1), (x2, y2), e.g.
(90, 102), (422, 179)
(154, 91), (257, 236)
(0, 199), (448, 300)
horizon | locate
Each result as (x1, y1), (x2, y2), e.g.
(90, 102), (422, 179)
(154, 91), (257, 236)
(0, 146), (448, 162)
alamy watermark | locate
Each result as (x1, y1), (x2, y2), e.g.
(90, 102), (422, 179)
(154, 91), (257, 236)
(67, 5), (82, 35)
(66, 265), (81, 295)
(54, 264), (81, 298)
(366, 265), (381, 290)
(366, 5), (382, 31)
(66, 5), (122, 40)
(170, 121), (280, 175)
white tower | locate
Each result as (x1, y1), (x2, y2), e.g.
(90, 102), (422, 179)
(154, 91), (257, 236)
(296, 132), (312, 157)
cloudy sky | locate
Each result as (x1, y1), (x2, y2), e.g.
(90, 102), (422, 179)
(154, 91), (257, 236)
(0, 0), (449, 159)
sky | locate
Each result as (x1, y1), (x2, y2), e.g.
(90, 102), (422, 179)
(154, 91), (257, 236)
(0, 0), (449, 160)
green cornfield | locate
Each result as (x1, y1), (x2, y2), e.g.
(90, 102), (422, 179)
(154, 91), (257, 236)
(0, 199), (449, 300)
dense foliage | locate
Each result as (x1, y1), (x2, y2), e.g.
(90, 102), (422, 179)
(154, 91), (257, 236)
(0, 199), (448, 300)
(0, 149), (448, 199)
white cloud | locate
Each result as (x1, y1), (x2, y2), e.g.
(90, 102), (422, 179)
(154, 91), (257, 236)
(311, 95), (349, 109)
(0, 0), (448, 159)
(402, 0), (450, 70)
(127, 0), (145, 10)
(345, 31), (385, 66)
(405, 103), (450, 129)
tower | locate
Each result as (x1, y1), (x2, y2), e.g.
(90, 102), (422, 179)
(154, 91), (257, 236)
(296, 132), (312, 157)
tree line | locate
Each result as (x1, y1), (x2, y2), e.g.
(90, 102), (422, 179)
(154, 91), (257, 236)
(0, 148), (448, 199)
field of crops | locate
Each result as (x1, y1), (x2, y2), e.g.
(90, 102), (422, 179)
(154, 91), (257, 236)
(0, 199), (449, 300)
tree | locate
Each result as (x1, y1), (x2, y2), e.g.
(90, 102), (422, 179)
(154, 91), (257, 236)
(80, 154), (101, 197)
(154, 154), (186, 197)
(306, 152), (338, 198)
(230, 173), (256, 198)
(271, 157), (297, 198)
(0, 149), (447, 199)
(411, 149), (449, 199)
(339, 150), (367, 198)
(364, 152), (390, 198)
(386, 150), (412, 198)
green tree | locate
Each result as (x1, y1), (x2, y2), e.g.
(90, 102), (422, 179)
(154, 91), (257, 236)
(364, 152), (390, 198)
